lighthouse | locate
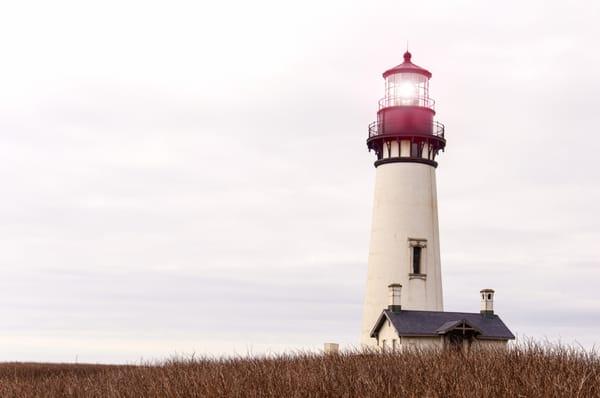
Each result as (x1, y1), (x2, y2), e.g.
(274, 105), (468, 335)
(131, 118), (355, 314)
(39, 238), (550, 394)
(361, 51), (447, 345)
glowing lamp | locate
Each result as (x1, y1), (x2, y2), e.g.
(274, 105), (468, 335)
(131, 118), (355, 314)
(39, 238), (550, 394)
(398, 82), (416, 98)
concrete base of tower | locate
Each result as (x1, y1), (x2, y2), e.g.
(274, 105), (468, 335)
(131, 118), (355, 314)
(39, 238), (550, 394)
(360, 162), (443, 346)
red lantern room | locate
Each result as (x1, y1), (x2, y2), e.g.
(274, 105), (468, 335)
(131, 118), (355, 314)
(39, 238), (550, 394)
(367, 51), (446, 167)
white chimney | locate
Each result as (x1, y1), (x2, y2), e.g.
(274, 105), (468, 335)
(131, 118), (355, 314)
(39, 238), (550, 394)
(388, 283), (402, 312)
(480, 288), (495, 315)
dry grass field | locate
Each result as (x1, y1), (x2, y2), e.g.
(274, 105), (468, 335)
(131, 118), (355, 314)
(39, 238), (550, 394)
(0, 343), (598, 397)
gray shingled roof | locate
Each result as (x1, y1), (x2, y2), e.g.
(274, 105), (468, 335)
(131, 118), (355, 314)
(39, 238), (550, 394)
(370, 309), (515, 340)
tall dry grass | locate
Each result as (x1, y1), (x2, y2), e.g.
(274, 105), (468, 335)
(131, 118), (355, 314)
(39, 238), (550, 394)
(0, 342), (598, 397)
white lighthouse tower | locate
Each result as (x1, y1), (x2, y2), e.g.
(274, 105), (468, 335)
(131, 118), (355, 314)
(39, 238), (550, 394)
(361, 51), (447, 345)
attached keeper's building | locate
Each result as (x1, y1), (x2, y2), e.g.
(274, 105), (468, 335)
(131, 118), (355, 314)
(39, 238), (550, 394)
(370, 286), (514, 350)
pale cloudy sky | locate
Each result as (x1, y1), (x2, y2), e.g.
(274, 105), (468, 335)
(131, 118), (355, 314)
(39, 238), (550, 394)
(0, 0), (599, 363)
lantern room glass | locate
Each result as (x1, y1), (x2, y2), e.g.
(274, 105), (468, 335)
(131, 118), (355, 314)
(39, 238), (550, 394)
(384, 72), (430, 108)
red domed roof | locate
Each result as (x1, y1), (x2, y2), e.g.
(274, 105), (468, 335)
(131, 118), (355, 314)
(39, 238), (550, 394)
(383, 51), (432, 79)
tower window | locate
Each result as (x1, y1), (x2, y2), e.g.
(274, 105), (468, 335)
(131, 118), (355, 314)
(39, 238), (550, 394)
(408, 238), (427, 277)
(410, 142), (420, 157)
(412, 246), (422, 274)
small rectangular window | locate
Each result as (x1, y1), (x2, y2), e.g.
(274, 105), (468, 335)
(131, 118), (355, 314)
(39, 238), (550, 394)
(413, 246), (422, 274)
(410, 142), (420, 157)
(392, 339), (397, 351)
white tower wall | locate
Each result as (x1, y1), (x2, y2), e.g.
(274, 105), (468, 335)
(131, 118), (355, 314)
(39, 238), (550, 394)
(361, 162), (443, 345)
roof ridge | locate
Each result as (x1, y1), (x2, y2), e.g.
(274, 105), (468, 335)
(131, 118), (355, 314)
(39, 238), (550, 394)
(387, 309), (497, 316)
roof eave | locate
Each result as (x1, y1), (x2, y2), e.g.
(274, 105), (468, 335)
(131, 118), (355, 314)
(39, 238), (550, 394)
(382, 68), (432, 79)
(369, 311), (390, 338)
(394, 333), (514, 340)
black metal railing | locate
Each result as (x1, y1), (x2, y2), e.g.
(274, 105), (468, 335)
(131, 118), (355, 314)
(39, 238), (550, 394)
(368, 120), (445, 139)
(378, 95), (435, 110)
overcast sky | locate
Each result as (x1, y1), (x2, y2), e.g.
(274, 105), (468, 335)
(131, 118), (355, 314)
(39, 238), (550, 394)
(0, 0), (599, 363)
